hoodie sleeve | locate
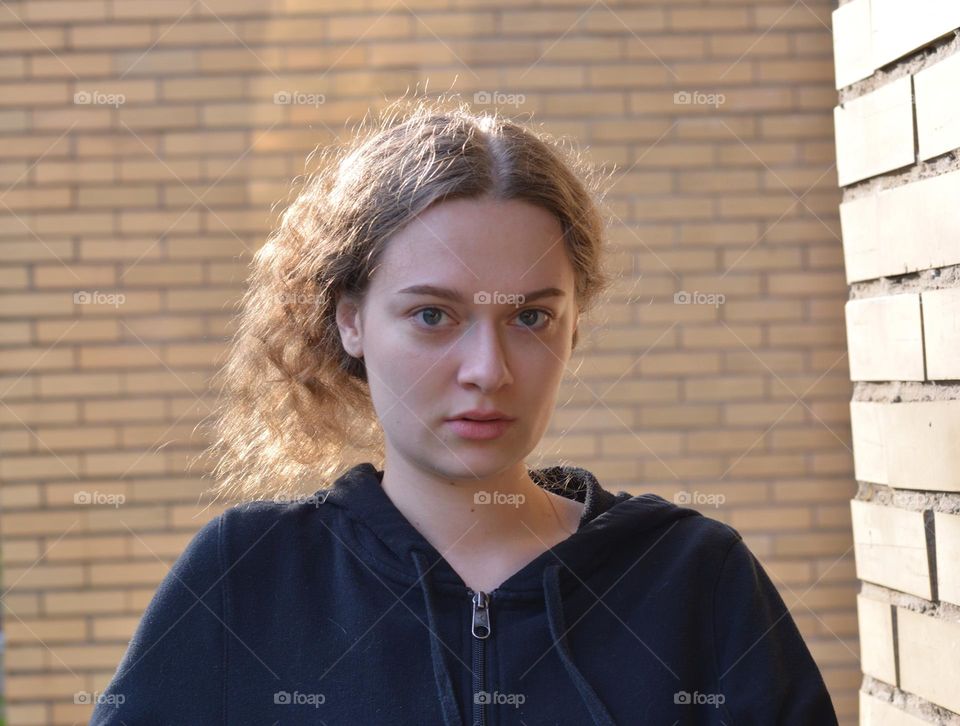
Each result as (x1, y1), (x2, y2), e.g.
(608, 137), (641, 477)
(88, 512), (226, 725)
(712, 534), (839, 725)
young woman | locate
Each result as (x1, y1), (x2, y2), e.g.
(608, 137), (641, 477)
(90, 97), (838, 725)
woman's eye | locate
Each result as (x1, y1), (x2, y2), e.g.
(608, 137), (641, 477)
(516, 309), (553, 329)
(413, 307), (448, 327)
(410, 307), (554, 330)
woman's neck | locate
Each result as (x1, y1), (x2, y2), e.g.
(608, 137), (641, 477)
(378, 454), (584, 590)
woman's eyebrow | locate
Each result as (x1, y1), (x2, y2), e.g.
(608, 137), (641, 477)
(396, 284), (566, 303)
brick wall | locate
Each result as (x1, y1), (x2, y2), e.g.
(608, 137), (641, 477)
(1, 1), (856, 723)
(832, 0), (960, 723)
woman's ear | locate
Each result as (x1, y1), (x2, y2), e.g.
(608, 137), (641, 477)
(571, 310), (579, 352)
(335, 293), (364, 359)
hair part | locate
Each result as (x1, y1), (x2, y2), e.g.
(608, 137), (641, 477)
(194, 92), (616, 504)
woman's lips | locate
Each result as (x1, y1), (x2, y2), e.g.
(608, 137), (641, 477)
(444, 418), (514, 440)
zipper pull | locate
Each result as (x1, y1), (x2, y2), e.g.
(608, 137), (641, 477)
(471, 590), (491, 639)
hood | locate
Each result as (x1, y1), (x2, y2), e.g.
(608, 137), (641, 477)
(317, 461), (701, 726)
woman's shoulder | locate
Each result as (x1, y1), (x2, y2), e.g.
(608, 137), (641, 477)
(191, 491), (336, 557)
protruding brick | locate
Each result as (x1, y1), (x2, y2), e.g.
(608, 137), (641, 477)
(850, 401), (960, 492)
(897, 607), (960, 714)
(844, 294), (924, 381)
(831, 0), (873, 89)
(856, 594), (897, 684)
(920, 287), (960, 380)
(934, 511), (960, 606)
(850, 500), (931, 599)
(833, 76), (914, 186)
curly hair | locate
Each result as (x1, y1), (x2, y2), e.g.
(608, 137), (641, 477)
(195, 93), (616, 504)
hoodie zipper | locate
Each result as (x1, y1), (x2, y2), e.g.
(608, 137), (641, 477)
(470, 589), (491, 726)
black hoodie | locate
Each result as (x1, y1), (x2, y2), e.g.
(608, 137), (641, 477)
(89, 461), (839, 725)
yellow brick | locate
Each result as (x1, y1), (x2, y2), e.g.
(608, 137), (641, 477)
(45, 590), (127, 615)
(4, 672), (87, 704)
(89, 560), (169, 586)
(0, 28), (66, 53)
(37, 373), (122, 397)
(5, 618), (86, 645)
(413, 11), (495, 36)
(1, 454), (82, 480)
(0, 292), (74, 317)
(327, 14), (413, 40)
(121, 262), (204, 286)
(77, 185), (159, 209)
(36, 318), (120, 343)
(35, 264), (117, 288)
(117, 209), (201, 235)
(92, 615), (142, 639)
(2, 539), (42, 563)
(368, 41), (459, 66)
(45, 535), (129, 561)
(31, 52), (112, 79)
(3, 564), (84, 589)
(161, 76), (245, 101)
(69, 23), (153, 48)
(669, 8), (749, 30)
(84, 450), (169, 477)
(77, 345), (161, 369)
(34, 159), (114, 184)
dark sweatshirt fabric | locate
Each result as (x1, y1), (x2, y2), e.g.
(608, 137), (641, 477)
(89, 461), (839, 725)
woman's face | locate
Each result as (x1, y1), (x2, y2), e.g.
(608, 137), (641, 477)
(336, 196), (579, 480)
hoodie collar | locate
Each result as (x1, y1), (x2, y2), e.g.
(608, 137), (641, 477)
(317, 461), (698, 599)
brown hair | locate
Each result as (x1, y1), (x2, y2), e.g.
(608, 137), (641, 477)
(196, 93), (616, 504)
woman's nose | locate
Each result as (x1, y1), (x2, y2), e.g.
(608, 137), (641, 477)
(456, 322), (513, 391)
